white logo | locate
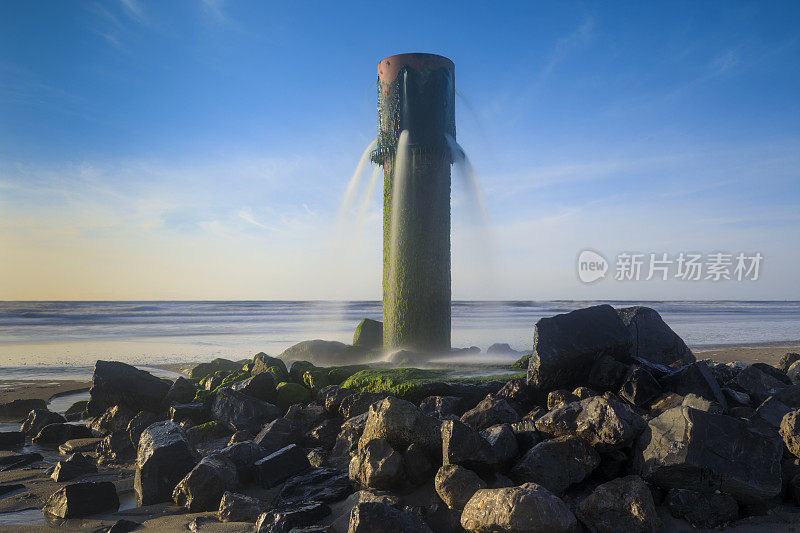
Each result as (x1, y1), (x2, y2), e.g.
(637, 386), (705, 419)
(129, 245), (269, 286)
(577, 250), (608, 283)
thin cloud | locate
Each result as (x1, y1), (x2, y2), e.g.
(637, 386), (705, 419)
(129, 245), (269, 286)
(237, 207), (279, 231)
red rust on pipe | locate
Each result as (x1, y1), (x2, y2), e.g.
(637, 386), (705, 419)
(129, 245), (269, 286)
(378, 53), (454, 88)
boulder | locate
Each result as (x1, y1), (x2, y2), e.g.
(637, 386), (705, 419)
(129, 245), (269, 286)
(164, 376), (196, 405)
(252, 352), (289, 381)
(665, 487), (738, 528)
(172, 454), (238, 512)
(402, 443), (433, 486)
(0, 431), (24, 448)
(488, 343), (521, 355)
(681, 392), (724, 414)
(510, 418), (541, 450)
(0, 452), (42, 469)
(134, 421), (197, 505)
(33, 423), (93, 445)
(587, 355), (628, 392)
(42, 481), (119, 519)
(280, 340), (367, 366)
(460, 395), (519, 432)
(0, 398), (46, 420)
(778, 353), (800, 374)
(276, 382), (313, 408)
(340, 391), (389, 419)
(107, 519), (142, 533)
(212, 387), (281, 433)
(780, 409), (800, 458)
(51, 452), (97, 482)
(575, 475), (660, 533)
(441, 419), (498, 472)
(280, 467), (352, 505)
(659, 361), (727, 410)
(353, 319), (383, 349)
(169, 403), (208, 425)
(127, 411), (160, 448)
(231, 372), (277, 403)
(96, 430), (135, 464)
(633, 406), (782, 503)
(21, 409), (65, 436)
(349, 438), (403, 490)
(618, 365), (662, 407)
(420, 395), (462, 419)
(218, 491), (267, 522)
(616, 306), (695, 366)
(728, 364), (789, 403)
(496, 379), (533, 408)
(330, 428), (360, 471)
(305, 419), (342, 449)
(319, 386), (350, 414)
(347, 502), (432, 533)
(64, 401), (88, 421)
(434, 465), (486, 510)
(91, 405), (137, 436)
(547, 390), (579, 410)
(359, 397), (441, 456)
(285, 403), (327, 435)
(255, 417), (299, 454)
(190, 358), (243, 380)
(58, 437), (101, 454)
(186, 421), (227, 447)
(255, 502), (330, 533)
(253, 444), (311, 488)
(527, 305), (632, 392)
(88, 361), (170, 415)
(460, 483), (578, 533)
(218, 441), (270, 483)
(479, 423), (518, 465)
(511, 436), (599, 495)
(535, 396), (645, 452)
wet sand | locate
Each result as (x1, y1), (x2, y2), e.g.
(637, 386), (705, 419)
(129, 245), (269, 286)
(0, 381), (90, 406)
(693, 340), (800, 366)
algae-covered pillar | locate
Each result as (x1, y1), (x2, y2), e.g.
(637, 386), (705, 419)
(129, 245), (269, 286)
(371, 53), (454, 353)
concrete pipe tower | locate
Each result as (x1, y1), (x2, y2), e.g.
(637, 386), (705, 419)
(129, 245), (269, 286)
(371, 53), (454, 353)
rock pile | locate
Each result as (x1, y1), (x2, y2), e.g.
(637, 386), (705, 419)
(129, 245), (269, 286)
(20, 306), (800, 531)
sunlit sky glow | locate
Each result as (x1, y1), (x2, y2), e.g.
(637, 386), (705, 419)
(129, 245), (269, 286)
(1, 1), (799, 300)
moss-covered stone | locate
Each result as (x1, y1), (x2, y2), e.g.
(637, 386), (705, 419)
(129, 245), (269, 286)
(275, 382), (312, 407)
(327, 364), (371, 385)
(353, 319), (383, 349)
(253, 353), (288, 379)
(65, 400), (89, 420)
(289, 360), (317, 382)
(190, 358), (243, 380)
(303, 370), (330, 393)
(193, 389), (213, 403)
(511, 353), (532, 370)
(219, 369), (250, 388)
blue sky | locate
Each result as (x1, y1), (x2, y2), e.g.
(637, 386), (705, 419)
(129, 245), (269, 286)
(1, 1), (799, 300)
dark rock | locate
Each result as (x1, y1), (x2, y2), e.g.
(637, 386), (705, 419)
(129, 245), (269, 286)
(186, 421), (227, 447)
(510, 418), (540, 450)
(96, 430), (135, 464)
(42, 481), (119, 518)
(107, 519), (142, 533)
(730, 406), (756, 418)
(164, 376), (196, 405)
(88, 360), (170, 415)
(330, 428), (360, 470)
(173, 454), (238, 512)
(305, 419), (340, 450)
(460, 483), (578, 533)
(319, 386), (350, 414)
(0, 398), (46, 420)
(0, 431), (24, 448)
(778, 353), (800, 374)
(666, 488), (738, 528)
(659, 361), (727, 410)
(218, 491), (266, 522)
(527, 304), (632, 392)
(232, 372), (277, 403)
(417, 503), (464, 533)
(587, 355), (628, 392)
(572, 386), (597, 399)
(728, 364), (789, 404)
(21, 409), (65, 436)
(255, 502), (330, 533)
(434, 464), (486, 510)
(91, 405), (137, 436)
(723, 387), (752, 407)
(753, 362), (792, 385)
(359, 397), (442, 456)
(535, 396), (646, 452)
(0, 452), (43, 470)
(648, 393), (684, 417)
(285, 404), (327, 435)
(347, 502), (432, 533)
(420, 396), (463, 419)
(349, 438), (403, 490)
(51, 452), (97, 482)
(496, 379), (532, 408)
(353, 318), (383, 348)
(191, 358), (243, 380)
(616, 306), (695, 366)
(596, 449), (629, 481)
(487, 343), (521, 355)
(255, 417), (300, 454)
(460, 395), (518, 431)
(280, 467), (352, 505)
(633, 406), (782, 503)
(576, 475), (659, 533)
(547, 390), (579, 410)
(134, 420), (197, 505)
(511, 435), (599, 495)
(218, 440), (270, 483)
(254, 444), (311, 488)
(227, 430), (250, 445)
(618, 365), (662, 407)
(280, 340), (368, 366)
(307, 447), (327, 467)
(169, 403), (208, 425)
(212, 387), (281, 433)
(681, 392), (724, 414)
(33, 423), (93, 445)
(339, 391), (389, 419)
(126, 411), (159, 448)
(0, 483), (24, 497)
(64, 400), (88, 421)
(479, 423), (518, 465)
(441, 419), (498, 472)
(522, 405), (547, 421)
(421, 381), (506, 408)
(402, 443), (434, 486)
(252, 352), (289, 379)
